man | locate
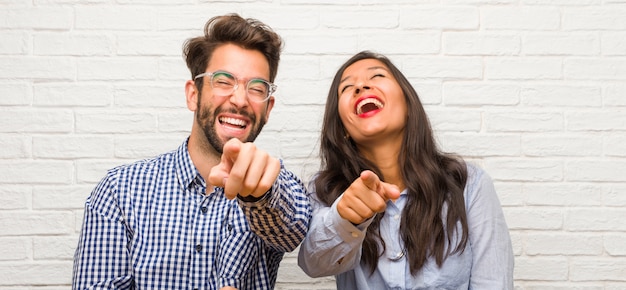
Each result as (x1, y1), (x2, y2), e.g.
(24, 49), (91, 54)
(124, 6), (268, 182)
(72, 14), (311, 290)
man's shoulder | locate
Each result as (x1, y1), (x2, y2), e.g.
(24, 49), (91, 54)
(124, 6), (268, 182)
(106, 149), (179, 177)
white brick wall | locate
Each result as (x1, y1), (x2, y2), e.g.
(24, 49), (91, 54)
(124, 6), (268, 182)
(1, 1), (624, 289)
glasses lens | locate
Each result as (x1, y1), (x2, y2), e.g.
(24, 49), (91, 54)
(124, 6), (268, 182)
(247, 79), (270, 102)
(210, 72), (236, 95)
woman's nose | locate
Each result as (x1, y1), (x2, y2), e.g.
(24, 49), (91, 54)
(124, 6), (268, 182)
(354, 85), (371, 95)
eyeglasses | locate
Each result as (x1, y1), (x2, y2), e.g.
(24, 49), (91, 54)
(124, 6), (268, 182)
(194, 70), (276, 103)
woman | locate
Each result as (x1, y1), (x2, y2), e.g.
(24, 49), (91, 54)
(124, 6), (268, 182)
(298, 51), (514, 289)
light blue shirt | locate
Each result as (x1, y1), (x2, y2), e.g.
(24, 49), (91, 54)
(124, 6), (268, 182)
(298, 163), (514, 290)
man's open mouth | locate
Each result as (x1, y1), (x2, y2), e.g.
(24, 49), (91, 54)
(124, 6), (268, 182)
(219, 116), (247, 129)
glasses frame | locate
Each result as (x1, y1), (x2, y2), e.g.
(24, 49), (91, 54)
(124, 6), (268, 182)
(194, 70), (277, 103)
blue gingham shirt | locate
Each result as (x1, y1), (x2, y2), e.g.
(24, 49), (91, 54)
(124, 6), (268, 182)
(73, 139), (311, 290)
(298, 163), (514, 289)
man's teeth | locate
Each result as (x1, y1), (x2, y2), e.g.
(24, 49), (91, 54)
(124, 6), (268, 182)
(356, 98), (383, 115)
(220, 117), (246, 127)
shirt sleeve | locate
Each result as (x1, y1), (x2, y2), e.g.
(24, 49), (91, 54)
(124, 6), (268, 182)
(237, 161), (312, 253)
(297, 186), (374, 278)
(72, 170), (134, 290)
(465, 165), (515, 289)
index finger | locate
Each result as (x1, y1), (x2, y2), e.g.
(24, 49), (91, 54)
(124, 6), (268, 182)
(359, 170), (381, 192)
(207, 138), (240, 189)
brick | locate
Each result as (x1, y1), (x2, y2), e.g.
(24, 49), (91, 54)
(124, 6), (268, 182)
(33, 135), (114, 158)
(525, 233), (602, 255)
(0, 186), (30, 210)
(0, 57), (74, 80)
(485, 58), (562, 80)
(0, 108), (73, 133)
(0, 161), (72, 184)
(514, 257), (569, 280)
(77, 58), (158, 81)
(565, 58), (626, 80)
(443, 32), (520, 56)
(75, 111), (157, 134)
(521, 84), (602, 107)
(487, 111), (563, 132)
(0, 238), (30, 261)
(400, 7), (478, 30)
(0, 82), (31, 106)
(570, 258), (626, 281)
(279, 132), (320, 159)
(0, 262), (72, 285)
(443, 82), (520, 105)
(566, 208), (626, 231)
(523, 33), (599, 56)
(282, 32), (358, 54)
(0, 211), (73, 235)
(605, 134), (626, 156)
(276, 56), (321, 85)
(33, 185), (93, 210)
(75, 7), (154, 30)
(117, 33), (184, 56)
(115, 84), (186, 108)
(485, 158), (563, 182)
(564, 8), (626, 30)
(602, 32), (626, 56)
(322, 10), (398, 29)
(402, 56), (483, 80)
(157, 57), (189, 81)
(34, 83), (113, 107)
(604, 184), (626, 207)
(605, 84), (626, 106)
(522, 134), (603, 157)
(158, 112), (193, 133)
(33, 236), (77, 260)
(494, 182), (524, 206)
(115, 136), (183, 159)
(439, 133), (521, 157)
(427, 108), (482, 132)
(75, 160), (129, 183)
(155, 7), (235, 30)
(265, 106), (324, 132)
(250, 8), (319, 30)
(604, 233), (626, 256)
(504, 208), (563, 230)
(0, 8), (72, 29)
(0, 134), (30, 158)
(482, 7), (560, 30)
(567, 110), (626, 131)
(34, 32), (112, 56)
(566, 160), (626, 182)
(524, 183), (603, 206)
(360, 32), (440, 55)
(0, 32), (29, 55)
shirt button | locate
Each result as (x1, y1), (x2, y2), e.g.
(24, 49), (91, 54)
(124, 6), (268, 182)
(195, 244), (203, 252)
(201, 207), (208, 213)
(394, 214), (400, 220)
(351, 232), (358, 238)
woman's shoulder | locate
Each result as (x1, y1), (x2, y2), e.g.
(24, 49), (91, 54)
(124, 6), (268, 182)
(463, 162), (497, 204)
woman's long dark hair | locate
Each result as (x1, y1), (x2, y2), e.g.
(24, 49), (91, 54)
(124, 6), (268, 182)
(315, 51), (469, 275)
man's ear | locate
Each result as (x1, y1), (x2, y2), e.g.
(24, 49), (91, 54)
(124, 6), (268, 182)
(185, 80), (198, 112)
(264, 96), (275, 122)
